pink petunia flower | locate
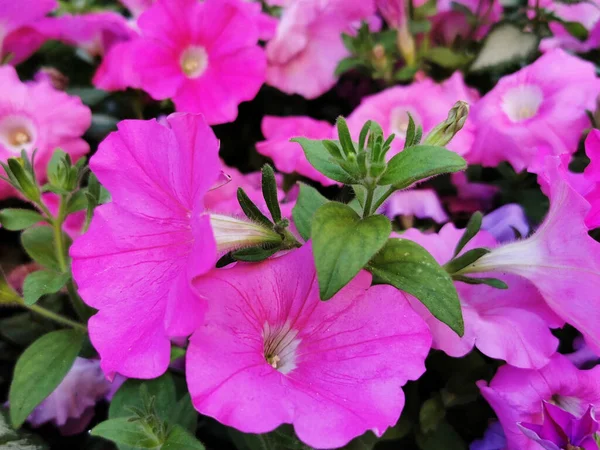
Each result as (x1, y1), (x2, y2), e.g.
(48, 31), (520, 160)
(447, 172), (499, 215)
(0, 66), (91, 200)
(384, 189), (449, 223)
(402, 224), (562, 369)
(266, 0), (376, 99)
(470, 421), (507, 450)
(461, 156), (600, 354)
(256, 115), (337, 186)
(128, 0), (266, 124)
(70, 113), (221, 379)
(478, 354), (600, 450)
(187, 244), (432, 449)
(432, 0), (502, 45)
(0, 0), (56, 64)
(467, 50), (600, 172)
(119, 0), (156, 18)
(482, 204), (530, 243)
(346, 73), (478, 157)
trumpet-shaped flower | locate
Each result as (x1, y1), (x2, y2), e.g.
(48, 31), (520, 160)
(187, 244), (431, 449)
(0, 66), (91, 199)
(468, 50), (600, 172)
(461, 156), (600, 354)
(478, 354), (600, 450)
(70, 113), (221, 379)
(266, 0), (376, 99)
(402, 224), (562, 368)
(129, 0), (266, 124)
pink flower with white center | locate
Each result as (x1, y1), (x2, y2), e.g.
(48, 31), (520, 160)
(256, 115), (338, 186)
(478, 354), (600, 450)
(432, 0), (501, 44)
(384, 189), (449, 224)
(187, 244), (431, 448)
(0, 0), (56, 64)
(0, 66), (91, 200)
(266, 0), (376, 99)
(346, 73), (478, 157)
(70, 113), (221, 379)
(467, 50), (600, 172)
(460, 156), (600, 355)
(402, 224), (562, 368)
(129, 0), (266, 124)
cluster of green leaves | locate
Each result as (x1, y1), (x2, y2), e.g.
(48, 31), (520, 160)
(291, 112), (470, 335)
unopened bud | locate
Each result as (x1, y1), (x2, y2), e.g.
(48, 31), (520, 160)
(7, 158), (39, 202)
(424, 101), (469, 147)
(209, 214), (282, 253)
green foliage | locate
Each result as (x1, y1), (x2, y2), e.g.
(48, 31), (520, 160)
(22, 271), (70, 305)
(453, 212), (483, 257)
(21, 226), (71, 272)
(292, 183), (328, 241)
(9, 329), (85, 428)
(291, 137), (356, 184)
(0, 209), (44, 231)
(0, 409), (48, 449)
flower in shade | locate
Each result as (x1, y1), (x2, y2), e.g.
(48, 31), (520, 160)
(519, 401), (599, 450)
(384, 189), (449, 224)
(478, 354), (600, 450)
(402, 224), (562, 369)
(266, 0), (376, 99)
(0, 66), (91, 200)
(567, 337), (600, 370)
(126, 0), (266, 124)
(187, 244), (432, 449)
(70, 113), (221, 379)
(256, 115), (337, 186)
(448, 172), (499, 214)
(346, 73), (478, 157)
(482, 204), (530, 243)
(0, 0), (56, 64)
(470, 422), (507, 450)
(432, 0), (502, 45)
(119, 0), (156, 18)
(467, 50), (600, 172)
(459, 156), (600, 354)
(26, 358), (115, 435)
(377, 0), (427, 29)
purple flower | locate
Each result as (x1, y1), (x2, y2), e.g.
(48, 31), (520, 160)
(471, 422), (507, 450)
(482, 204), (530, 243)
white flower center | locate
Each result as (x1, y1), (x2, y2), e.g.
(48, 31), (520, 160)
(180, 46), (208, 79)
(501, 85), (544, 122)
(262, 321), (300, 375)
(390, 107), (421, 138)
(0, 116), (36, 153)
(551, 394), (587, 417)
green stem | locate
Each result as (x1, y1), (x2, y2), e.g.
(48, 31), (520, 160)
(26, 302), (87, 332)
(363, 187), (375, 218)
(281, 229), (302, 249)
(370, 186), (396, 215)
(53, 195), (69, 273)
(66, 279), (90, 321)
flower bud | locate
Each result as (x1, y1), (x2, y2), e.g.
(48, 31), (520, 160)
(424, 101), (469, 147)
(209, 214), (282, 253)
(6, 158), (40, 202)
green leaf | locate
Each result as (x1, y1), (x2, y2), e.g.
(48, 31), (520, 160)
(292, 183), (329, 241)
(66, 189), (88, 213)
(417, 421), (466, 450)
(367, 238), (464, 335)
(109, 374), (176, 422)
(22, 271), (70, 305)
(336, 117), (355, 156)
(452, 275), (508, 289)
(0, 409), (49, 449)
(21, 226), (71, 272)
(335, 57), (363, 76)
(425, 47), (472, 69)
(560, 20), (589, 41)
(9, 329), (85, 427)
(162, 425), (205, 450)
(453, 212), (483, 257)
(444, 248), (489, 275)
(0, 209), (44, 231)
(290, 137), (355, 184)
(232, 246), (280, 262)
(312, 202), (391, 300)
(170, 394), (197, 434)
(91, 418), (162, 448)
(379, 145), (466, 189)
(237, 188), (272, 227)
(66, 87), (109, 106)
(394, 66), (418, 81)
(404, 114), (417, 149)
(261, 165), (282, 223)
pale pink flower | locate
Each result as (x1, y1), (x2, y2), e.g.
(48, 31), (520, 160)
(346, 73), (478, 157)
(0, 66), (91, 200)
(0, 0), (56, 64)
(384, 189), (449, 223)
(461, 156), (600, 354)
(467, 50), (600, 172)
(129, 0), (266, 124)
(187, 244), (431, 448)
(70, 113), (221, 379)
(256, 115), (338, 186)
(478, 354), (600, 450)
(266, 0), (376, 99)
(402, 224), (561, 369)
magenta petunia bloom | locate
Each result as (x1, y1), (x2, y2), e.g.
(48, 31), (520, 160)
(482, 204), (530, 243)
(346, 73), (478, 157)
(187, 244), (431, 448)
(519, 401), (599, 450)
(0, 66), (91, 199)
(128, 0), (266, 124)
(0, 0), (56, 64)
(478, 354), (600, 450)
(432, 0), (501, 44)
(467, 50), (600, 172)
(402, 224), (562, 369)
(567, 337), (599, 370)
(384, 189), (449, 224)
(256, 115), (338, 186)
(463, 156), (600, 354)
(70, 113), (221, 379)
(266, 0), (376, 99)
